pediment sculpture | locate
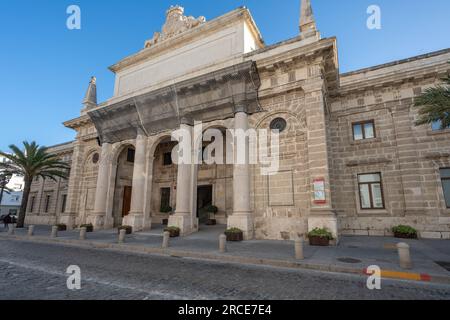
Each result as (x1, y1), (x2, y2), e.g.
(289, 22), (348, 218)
(145, 5), (206, 48)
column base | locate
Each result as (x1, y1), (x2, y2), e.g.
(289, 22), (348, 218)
(87, 213), (106, 230)
(227, 214), (254, 240)
(122, 213), (145, 232)
(168, 215), (197, 236)
(308, 209), (339, 245)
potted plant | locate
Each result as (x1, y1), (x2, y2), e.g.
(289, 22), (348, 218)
(80, 223), (94, 233)
(118, 225), (133, 235)
(225, 228), (244, 242)
(55, 224), (67, 232)
(392, 225), (418, 239)
(205, 205), (218, 226)
(164, 226), (180, 238)
(160, 205), (172, 225)
(308, 228), (333, 246)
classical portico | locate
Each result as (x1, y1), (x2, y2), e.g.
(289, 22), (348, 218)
(86, 56), (260, 236)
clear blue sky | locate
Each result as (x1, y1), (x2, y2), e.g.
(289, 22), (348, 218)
(0, 0), (449, 151)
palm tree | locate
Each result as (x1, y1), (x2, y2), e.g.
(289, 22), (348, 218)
(0, 172), (13, 206)
(415, 63), (450, 129)
(0, 142), (70, 228)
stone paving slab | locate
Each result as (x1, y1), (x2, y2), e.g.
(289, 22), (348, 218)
(2, 224), (450, 284)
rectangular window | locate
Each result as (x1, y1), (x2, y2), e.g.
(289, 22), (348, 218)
(61, 195), (67, 213)
(353, 120), (375, 141)
(432, 120), (450, 132)
(160, 188), (171, 210)
(127, 148), (135, 163)
(163, 152), (173, 166)
(358, 173), (385, 210)
(30, 196), (35, 213)
(440, 168), (450, 209)
(44, 195), (51, 213)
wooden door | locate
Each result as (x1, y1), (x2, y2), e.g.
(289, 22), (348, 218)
(122, 186), (132, 217)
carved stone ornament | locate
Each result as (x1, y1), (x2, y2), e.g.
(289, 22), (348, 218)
(145, 5), (206, 48)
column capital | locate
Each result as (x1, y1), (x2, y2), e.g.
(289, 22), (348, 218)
(136, 127), (147, 138)
(180, 115), (194, 126)
(233, 104), (249, 114)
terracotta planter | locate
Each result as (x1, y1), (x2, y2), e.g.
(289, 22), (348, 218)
(165, 229), (180, 238)
(309, 236), (330, 246)
(56, 225), (67, 232)
(162, 219), (169, 226)
(206, 219), (217, 226)
(225, 232), (243, 242)
(394, 232), (417, 239)
(118, 226), (132, 235)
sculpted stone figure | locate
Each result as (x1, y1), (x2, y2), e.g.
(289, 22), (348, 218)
(145, 6), (206, 48)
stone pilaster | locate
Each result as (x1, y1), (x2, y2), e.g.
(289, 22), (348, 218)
(227, 108), (254, 240)
(142, 155), (154, 230)
(303, 78), (338, 241)
(59, 141), (85, 229)
(123, 130), (148, 231)
(90, 142), (112, 229)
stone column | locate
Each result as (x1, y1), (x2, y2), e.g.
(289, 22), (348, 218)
(123, 129), (147, 231)
(142, 156), (155, 230)
(90, 142), (112, 229)
(169, 122), (195, 236)
(227, 106), (254, 240)
(303, 77), (338, 242)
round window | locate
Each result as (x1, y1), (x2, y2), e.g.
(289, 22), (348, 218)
(270, 118), (287, 133)
(92, 153), (100, 164)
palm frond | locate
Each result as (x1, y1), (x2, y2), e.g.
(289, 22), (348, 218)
(414, 64), (450, 129)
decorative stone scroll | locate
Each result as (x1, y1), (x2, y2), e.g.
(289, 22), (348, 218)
(145, 6), (206, 48)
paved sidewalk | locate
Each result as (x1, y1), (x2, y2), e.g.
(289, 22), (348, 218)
(2, 224), (450, 284)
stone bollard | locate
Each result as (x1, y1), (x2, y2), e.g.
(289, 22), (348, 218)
(28, 225), (35, 237)
(8, 224), (15, 235)
(51, 226), (58, 238)
(162, 231), (170, 249)
(397, 242), (412, 269)
(295, 237), (304, 260)
(118, 229), (126, 244)
(219, 234), (227, 253)
(79, 227), (87, 240)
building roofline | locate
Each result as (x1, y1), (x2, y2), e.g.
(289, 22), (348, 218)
(108, 7), (264, 74)
(340, 48), (450, 77)
(46, 141), (74, 150)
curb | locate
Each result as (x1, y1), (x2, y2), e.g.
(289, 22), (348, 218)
(2, 234), (450, 285)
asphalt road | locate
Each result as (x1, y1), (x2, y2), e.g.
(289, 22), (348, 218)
(0, 239), (449, 300)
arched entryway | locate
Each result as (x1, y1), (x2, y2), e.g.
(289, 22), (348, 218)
(111, 145), (135, 227)
(150, 137), (178, 225)
(196, 125), (232, 227)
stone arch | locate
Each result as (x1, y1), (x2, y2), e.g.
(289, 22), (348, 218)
(110, 140), (136, 166)
(196, 124), (232, 225)
(108, 141), (136, 227)
(147, 132), (179, 225)
(148, 132), (174, 160)
(254, 109), (307, 132)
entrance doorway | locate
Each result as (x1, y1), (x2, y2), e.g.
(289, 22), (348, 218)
(197, 185), (213, 224)
(122, 186), (132, 217)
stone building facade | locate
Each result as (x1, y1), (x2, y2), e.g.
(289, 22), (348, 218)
(25, 1), (450, 240)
